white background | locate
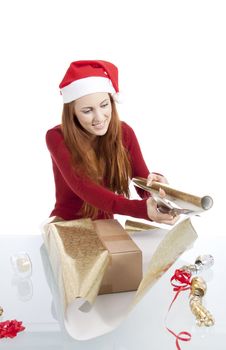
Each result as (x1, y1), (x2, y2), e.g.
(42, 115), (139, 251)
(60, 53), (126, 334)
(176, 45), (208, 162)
(0, 0), (225, 236)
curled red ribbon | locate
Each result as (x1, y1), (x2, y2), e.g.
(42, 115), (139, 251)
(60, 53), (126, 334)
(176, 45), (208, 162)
(170, 269), (191, 291)
(166, 328), (191, 350)
(0, 320), (25, 339)
(165, 269), (192, 350)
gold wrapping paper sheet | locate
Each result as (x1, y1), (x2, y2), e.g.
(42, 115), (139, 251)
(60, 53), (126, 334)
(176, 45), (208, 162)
(125, 219), (159, 233)
(43, 217), (197, 315)
(133, 218), (198, 306)
(43, 219), (110, 307)
(132, 177), (213, 212)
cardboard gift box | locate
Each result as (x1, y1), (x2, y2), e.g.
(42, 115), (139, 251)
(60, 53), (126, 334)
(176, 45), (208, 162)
(94, 219), (142, 294)
(43, 218), (142, 305)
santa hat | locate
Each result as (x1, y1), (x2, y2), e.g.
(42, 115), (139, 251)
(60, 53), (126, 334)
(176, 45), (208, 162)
(59, 60), (122, 103)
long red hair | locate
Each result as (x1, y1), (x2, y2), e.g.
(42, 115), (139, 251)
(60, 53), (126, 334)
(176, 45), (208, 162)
(61, 95), (132, 218)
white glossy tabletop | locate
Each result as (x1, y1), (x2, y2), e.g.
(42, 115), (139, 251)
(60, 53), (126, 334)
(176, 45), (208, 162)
(0, 219), (225, 350)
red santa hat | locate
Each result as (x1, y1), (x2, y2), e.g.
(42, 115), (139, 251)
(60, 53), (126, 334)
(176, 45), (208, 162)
(59, 60), (122, 103)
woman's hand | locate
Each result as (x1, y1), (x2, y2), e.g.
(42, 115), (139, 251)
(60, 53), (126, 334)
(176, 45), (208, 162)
(146, 173), (179, 225)
(146, 197), (179, 225)
(146, 172), (168, 186)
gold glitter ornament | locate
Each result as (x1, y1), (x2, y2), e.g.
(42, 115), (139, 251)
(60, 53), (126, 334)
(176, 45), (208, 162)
(0, 306), (3, 316)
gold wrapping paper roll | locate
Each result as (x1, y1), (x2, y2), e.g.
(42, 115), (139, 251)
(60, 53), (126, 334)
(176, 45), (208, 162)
(125, 220), (158, 233)
(132, 177), (213, 211)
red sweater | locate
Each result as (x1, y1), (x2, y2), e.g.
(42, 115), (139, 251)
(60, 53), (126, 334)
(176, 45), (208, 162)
(46, 121), (151, 220)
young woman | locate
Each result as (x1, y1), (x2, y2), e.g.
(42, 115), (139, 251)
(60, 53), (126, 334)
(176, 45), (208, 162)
(46, 60), (179, 225)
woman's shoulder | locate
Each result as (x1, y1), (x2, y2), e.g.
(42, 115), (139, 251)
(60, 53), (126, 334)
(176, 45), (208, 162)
(121, 121), (136, 141)
(46, 124), (62, 134)
(121, 120), (135, 133)
(46, 124), (62, 137)
(46, 125), (63, 146)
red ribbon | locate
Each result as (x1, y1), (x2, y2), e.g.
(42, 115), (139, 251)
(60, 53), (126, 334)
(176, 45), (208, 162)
(165, 269), (192, 350)
(0, 320), (25, 339)
(170, 269), (191, 292)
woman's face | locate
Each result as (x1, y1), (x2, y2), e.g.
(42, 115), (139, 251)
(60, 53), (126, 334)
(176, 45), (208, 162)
(74, 92), (112, 136)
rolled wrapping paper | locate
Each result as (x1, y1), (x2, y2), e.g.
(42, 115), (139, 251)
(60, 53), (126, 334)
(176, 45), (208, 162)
(132, 177), (214, 214)
(125, 220), (158, 233)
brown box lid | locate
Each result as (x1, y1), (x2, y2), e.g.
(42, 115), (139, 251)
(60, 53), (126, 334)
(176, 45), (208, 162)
(93, 219), (141, 253)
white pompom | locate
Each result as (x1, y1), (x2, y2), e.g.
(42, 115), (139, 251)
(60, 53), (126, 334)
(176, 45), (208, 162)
(112, 92), (124, 103)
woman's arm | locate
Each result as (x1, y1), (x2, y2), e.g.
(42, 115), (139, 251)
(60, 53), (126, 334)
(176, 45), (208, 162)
(46, 128), (150, 220)
(46, 127), (178, 225)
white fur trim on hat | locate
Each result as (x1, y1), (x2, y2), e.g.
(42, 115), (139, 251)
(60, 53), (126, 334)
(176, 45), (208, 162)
(112, 92), (124, 103)
(60, 76), (116, 103)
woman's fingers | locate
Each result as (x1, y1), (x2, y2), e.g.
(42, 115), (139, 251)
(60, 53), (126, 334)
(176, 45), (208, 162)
(146, 173), (168, 186)
(146, 173), (155, 186)
(146, 197), (180, 225)
(158, 187), (166, 198)
(155, 211), (180, 225)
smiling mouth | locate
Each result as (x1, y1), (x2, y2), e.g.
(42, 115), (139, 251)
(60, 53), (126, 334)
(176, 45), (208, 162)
(92, 121), (105, 128)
